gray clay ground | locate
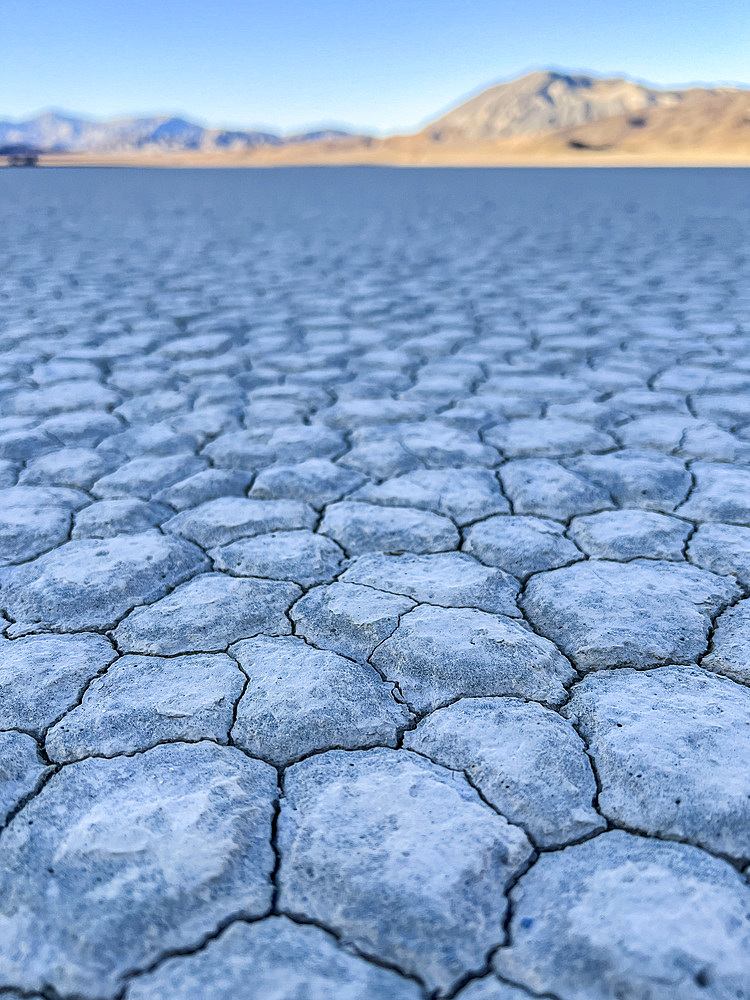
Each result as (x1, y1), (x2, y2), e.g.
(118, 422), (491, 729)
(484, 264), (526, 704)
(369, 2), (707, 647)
(0, 168), (749, 1000)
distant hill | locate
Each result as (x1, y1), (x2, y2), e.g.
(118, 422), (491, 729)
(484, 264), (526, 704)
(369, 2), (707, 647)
(408, 71), (750, 161)
(421, 71), (682, 141)
(3, 70), (749, 164)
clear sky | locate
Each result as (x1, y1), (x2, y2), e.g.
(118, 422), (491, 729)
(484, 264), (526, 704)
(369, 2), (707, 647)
(2, 0), (749, 133)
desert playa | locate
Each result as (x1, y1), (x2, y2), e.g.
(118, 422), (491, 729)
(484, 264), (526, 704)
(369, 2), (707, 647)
(0, 165), (749, 998)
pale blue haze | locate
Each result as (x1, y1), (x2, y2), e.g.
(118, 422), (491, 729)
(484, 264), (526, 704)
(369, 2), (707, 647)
(2, 0), (749, 132)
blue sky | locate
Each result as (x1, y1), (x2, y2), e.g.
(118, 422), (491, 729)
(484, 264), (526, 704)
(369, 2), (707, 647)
(2, 0), (749, 132)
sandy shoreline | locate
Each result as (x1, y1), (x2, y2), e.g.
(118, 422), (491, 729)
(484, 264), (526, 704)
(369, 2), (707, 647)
(17, 139), (750, 170)
(27, 154), (750, 168)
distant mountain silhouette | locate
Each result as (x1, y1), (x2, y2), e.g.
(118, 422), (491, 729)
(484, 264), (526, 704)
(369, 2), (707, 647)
(2, 70), (749, 163)
(0, 110), (355, 153)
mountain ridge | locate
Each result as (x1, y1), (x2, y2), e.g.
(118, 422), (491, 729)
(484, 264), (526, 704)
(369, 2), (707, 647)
(3, 70), (749, 163)
(0, 109), (359, 153)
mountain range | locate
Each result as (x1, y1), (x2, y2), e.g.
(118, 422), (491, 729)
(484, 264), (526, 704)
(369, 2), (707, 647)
(0, 110), (356, 153)
(3, 70), (749, 164)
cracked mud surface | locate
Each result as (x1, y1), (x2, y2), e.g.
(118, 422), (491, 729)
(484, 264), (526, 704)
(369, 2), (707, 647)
(0, 168), (749, 999)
